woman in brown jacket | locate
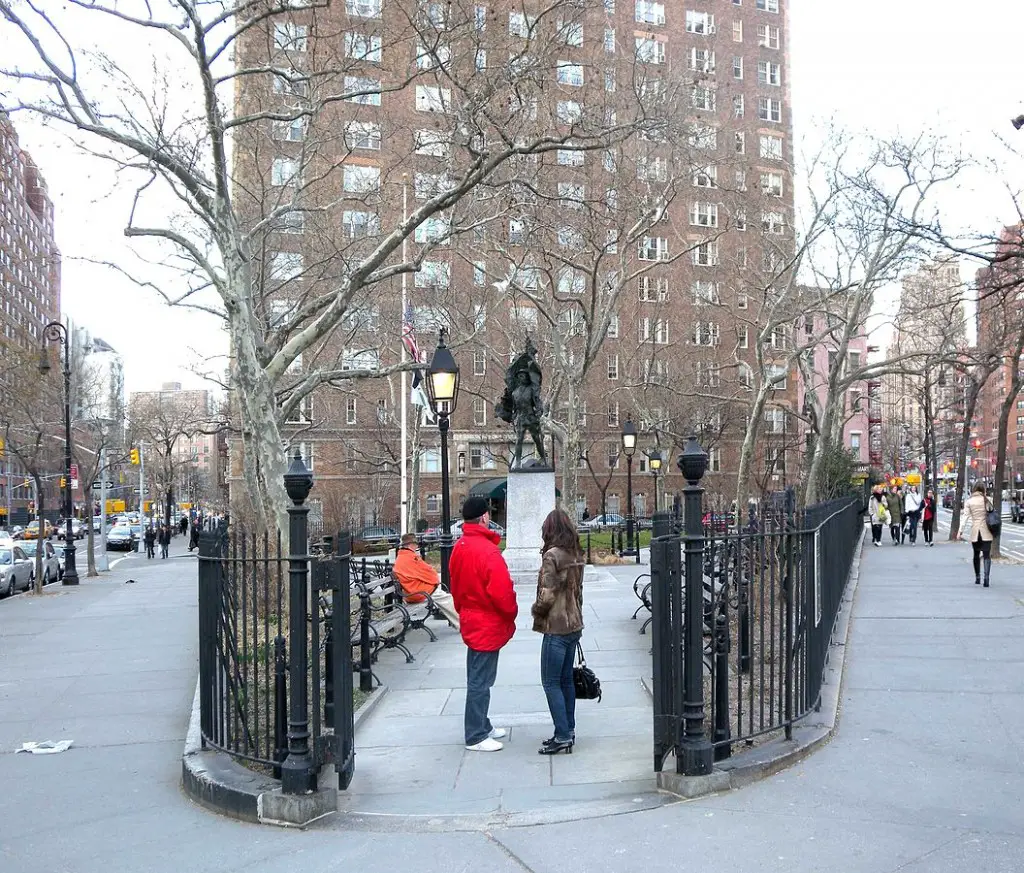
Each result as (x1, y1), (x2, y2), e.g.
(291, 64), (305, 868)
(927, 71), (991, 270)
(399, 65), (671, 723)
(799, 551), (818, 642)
(531, 509), (585, 755)
(961, 482), (995, 587)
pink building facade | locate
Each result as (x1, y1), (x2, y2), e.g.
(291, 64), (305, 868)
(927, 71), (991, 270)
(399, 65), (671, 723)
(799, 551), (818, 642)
(798, 314), (871, 467)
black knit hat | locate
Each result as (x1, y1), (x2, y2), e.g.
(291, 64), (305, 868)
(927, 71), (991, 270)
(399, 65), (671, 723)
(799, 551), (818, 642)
(461, 496), (489, 521)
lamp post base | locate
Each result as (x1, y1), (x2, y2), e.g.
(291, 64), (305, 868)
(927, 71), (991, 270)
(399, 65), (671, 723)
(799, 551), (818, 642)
(62, 543), (79, 585)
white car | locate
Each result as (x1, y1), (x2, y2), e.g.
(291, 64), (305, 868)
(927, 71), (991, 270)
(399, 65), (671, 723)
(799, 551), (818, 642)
(18, 540), (61, 585)
(0, 545), (33, 597)
(581, 514), (626, 531)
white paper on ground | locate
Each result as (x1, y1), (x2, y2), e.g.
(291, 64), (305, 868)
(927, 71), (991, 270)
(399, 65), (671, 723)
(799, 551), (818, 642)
(15, 740), (74, 754)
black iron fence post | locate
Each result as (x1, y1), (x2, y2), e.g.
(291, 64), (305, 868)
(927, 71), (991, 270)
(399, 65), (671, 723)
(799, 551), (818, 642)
(713, 604), (731, 760)
(586, 529), (592, 565)
(333, 531), (356, 789)
(677, 435), (713, 777)
(281, 451), (317, 794)
(273, 635), (287, 779)
(650, 511), (679, 771)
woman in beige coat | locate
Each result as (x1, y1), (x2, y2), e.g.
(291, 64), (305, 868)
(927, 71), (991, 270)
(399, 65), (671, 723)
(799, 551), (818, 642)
(961, 482), (994, 587)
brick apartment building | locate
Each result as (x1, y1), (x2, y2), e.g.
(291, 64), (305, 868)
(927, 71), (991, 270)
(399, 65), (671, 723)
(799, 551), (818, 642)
(976, 225), (1024, 487)
(128, 383), (226, 515)
(230, 0), (797, 529)
(882, 257), (968, 476)
(0, 111), (62, 527)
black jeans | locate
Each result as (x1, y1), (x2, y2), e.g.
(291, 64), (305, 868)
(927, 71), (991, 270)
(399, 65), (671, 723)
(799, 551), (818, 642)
(890, 523), (902, 542)
(907, 511), (921, 542)
(922, 518), (934, 543)
(871, 523), (883, 544)
(465, 648), (500, 745)
(540, 631), (582, 742)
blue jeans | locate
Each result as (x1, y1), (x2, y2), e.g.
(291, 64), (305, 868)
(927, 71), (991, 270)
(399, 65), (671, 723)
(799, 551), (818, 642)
(541, 631), (582, 742)
(465, 648), (500, 745)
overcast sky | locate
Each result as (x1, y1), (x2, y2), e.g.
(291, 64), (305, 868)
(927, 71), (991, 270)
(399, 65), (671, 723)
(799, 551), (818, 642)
(10, 0), (1024, 392)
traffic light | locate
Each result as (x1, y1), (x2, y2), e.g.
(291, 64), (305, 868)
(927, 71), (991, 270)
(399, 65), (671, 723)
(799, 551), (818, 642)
(60, 477), (66, 488)
(130, 448), (140, 465)
(973, 439), (982, 453)
(0, 436), (4, 458)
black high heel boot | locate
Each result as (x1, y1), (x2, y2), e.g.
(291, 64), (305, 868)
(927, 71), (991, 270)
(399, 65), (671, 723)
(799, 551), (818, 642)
(984, 558), (991, 587)
(538, 739), (573, 755)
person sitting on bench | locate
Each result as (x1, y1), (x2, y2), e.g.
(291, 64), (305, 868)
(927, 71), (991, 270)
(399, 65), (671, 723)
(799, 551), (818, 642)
(393, 534), (460, 630)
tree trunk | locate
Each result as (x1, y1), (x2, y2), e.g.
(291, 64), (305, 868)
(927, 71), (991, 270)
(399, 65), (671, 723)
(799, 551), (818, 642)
(84, 484), (98, 577)
(734, 383), (772, 514)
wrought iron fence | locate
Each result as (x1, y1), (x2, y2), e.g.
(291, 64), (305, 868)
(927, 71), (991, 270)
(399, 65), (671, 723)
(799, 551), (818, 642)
(651, 476), (862, 776)
(197, 454), (355, 793)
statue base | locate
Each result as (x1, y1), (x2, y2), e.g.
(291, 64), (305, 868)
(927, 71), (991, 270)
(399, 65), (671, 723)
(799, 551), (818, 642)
(502, 467), (556, 582)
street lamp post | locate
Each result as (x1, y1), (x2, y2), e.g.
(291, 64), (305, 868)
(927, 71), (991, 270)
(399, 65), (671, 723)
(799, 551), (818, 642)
(425, 329), (460, 591)
(39, 321), (79, 586)
(648, 448), (663, 515)
(621, 416), (637, 556)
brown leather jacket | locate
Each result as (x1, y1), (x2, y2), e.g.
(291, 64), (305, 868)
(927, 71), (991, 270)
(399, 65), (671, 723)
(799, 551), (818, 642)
(531, 546), (585, 636)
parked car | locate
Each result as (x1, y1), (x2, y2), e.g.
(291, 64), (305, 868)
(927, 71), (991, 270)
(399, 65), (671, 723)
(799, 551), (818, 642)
(56, 519), (85, 540)
(52, 544), (68, 580)
(18, 540), (61, 585)
(106, 523), (138, 551)
(581, 514), (625, 531)
(0, 545), (33, 596)
(22, 520), (54, 540)
(354, 526), (399, 546)
(10, 525), (25, 540)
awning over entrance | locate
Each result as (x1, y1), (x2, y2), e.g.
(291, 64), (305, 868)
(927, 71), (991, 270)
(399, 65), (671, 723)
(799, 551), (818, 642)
(468, 477), (507, 501)
(467, 477), (560, 501)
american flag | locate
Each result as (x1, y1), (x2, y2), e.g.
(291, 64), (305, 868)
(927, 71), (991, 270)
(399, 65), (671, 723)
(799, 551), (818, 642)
(401, 303), (419, 362)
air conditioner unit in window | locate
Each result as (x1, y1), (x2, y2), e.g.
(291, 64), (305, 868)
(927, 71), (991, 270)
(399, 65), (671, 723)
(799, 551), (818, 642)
(707, 25), (716, 34)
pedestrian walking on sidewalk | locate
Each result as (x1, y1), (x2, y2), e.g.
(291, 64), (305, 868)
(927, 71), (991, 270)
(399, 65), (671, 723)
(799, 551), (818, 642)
(158, 524), (171, 559)
(868, 487), (887, 546)
(394, 533), (460, 630)
(531, 509), (585, 756)
(886, 487), (903, 545)
(144, 525), (156, 559)
(449, 497), (518, 752)
(179, 516), (188, 537)
(921, 490), (936, 545)
(961, 482), (995, 587)
(904, 486), (923, 544)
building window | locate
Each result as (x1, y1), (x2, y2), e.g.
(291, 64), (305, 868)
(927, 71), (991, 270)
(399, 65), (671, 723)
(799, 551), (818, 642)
(344, 75), (382, 105)
(607, 493), (621, 514)
(735, 131), (746, 154)
(345, 0), (382, 17)
(692, 241), (719, 266)
(425, 493), (440, 512)
(343, 31), (381, 61)
(756, 0), (779, 12)
(274, 23), (308, 51)
(689, 47), (714, 72)
(608, 402), (620, 427)
(733, 95), (745, 118)
(709, 447), (721, 472)
(693, 166), (717, 188)
(761, 172), (784, 197)
(684, 10), (714, 33)
(758, 24), (780, 48)
(634, 0), (665, 25)
(690, 202), (719, 228)
(732, 20), (742, 41)
(413, 129), (450, 157)
(420, 449), (441, 473)
(608, 313), (620, 338)
(691, 86), (716, 112)
(692, 321), (720, 346)
(473, 397), (487, 426)
(415, 84), (451, 112)
(342, 209), (380, 239)
(473, 349), (486, 376)
(692, 281), (720, 304)
(271, 251), (304, 281)
(345, 121), (381, 150)
(759, 134), (784, 160)
(639, 236), (669, 261)
(272, 117), (306, 142)
(758, 97), (783, 123)
(762, 211), (786, 235)
(732, 56), (743, 79)
(271, 157), (300, 187)
(346, 398), (357, 424)
(757, 60), (782, 86)
(637, 36), (667, 64)
(738, 325), (749, 349)
(767, 364), (788, 389)
(343, 164), (380, 194)
(608, 354), (619, 380)
(556, 62), (585, 87)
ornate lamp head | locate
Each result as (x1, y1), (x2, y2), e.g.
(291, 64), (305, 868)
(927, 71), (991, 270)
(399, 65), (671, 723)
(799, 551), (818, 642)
(677, 434), (709, 485)
(426, 329), (460, 416)
(283, 449), (313, 505)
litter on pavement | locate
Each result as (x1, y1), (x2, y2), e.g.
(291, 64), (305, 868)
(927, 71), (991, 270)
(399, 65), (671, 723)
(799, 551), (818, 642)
(15, 740), (74, 754)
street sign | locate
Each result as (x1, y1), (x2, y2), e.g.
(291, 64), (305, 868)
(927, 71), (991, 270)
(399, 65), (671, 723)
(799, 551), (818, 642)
(91, 481), (116, 490)
(70, 463), (78, 480)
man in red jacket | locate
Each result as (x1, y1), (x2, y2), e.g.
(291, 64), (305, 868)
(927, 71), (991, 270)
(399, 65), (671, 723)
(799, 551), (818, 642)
(448, 496), (518, 751)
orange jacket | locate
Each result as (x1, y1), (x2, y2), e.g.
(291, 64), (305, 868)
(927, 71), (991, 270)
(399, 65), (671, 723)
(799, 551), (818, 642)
(394, 547), (439, 602)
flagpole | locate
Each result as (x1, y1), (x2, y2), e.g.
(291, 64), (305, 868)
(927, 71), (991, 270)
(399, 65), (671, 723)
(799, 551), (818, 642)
(400, 176), (409, 536)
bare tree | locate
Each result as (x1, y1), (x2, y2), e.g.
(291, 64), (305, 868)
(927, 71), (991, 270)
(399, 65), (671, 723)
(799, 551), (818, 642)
(1, 0), (675, 529)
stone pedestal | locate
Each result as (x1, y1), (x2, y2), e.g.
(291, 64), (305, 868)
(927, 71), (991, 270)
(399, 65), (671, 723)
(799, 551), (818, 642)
(502, 469), (556, 581)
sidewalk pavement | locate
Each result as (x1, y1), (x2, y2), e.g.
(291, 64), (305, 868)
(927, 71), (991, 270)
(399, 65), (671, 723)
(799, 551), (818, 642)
(2, 530), (1024, 873)
(336, 561), (664, 825)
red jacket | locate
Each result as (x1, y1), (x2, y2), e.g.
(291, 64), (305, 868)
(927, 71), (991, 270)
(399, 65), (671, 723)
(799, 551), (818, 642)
(449, 524), (518, 651)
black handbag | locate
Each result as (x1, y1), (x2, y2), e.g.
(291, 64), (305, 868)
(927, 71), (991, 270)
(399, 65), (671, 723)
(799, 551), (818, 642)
(573, 642), (602, 702)
(986, 501), (1002, 537)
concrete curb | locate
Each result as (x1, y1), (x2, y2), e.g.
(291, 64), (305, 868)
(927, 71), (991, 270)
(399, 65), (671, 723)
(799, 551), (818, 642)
(652, 526), (866, 799)
(181, 677), (340, 827)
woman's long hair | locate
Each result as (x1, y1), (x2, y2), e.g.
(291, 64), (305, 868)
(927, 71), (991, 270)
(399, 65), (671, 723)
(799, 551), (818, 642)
(973, 481), (987, 495)
(541, 509), (583, 558)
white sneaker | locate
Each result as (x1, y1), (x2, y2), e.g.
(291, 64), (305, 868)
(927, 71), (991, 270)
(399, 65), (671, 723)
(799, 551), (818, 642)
(489, 727), (508, 740)
(466, 737), (503, 752)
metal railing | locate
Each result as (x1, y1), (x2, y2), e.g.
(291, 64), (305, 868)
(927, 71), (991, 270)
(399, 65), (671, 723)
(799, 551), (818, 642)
(651, 475), (862, 776)
(197, 454), (356, 793)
